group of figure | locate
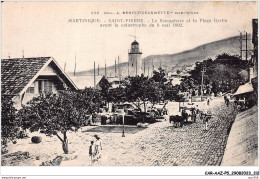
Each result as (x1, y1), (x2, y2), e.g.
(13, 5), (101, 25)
(234, 96), (243, 111)
(89, 134), (102, 164)
(200, 109), (212, 131)
(181, 106), (199, 123)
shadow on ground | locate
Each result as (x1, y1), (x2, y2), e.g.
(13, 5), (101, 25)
(82, 125), (146, 134)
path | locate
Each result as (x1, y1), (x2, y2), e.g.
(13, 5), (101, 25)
(89, 99), (236, 166)
(4, 98), (237, 166)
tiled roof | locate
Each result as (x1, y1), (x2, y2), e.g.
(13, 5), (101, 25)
(1, 57), (51, 95)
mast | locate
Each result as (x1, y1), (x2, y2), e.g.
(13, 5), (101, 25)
(94, 61), (96, 89)
(64, 61), (66, 72)
(105, 59), (107, 77)
(118, 56), (121, 86)
(152, 58), (154, 71)
(144, 60), (146, 75)
(136, 56), (137, 76)
(128, 60), (129, 76)
(74, 53), (76, 76)
(115, 59), (117, 77)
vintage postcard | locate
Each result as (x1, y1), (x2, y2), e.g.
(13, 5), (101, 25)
(1, 1), (259, 178)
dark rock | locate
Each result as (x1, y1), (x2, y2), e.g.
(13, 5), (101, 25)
(1, 151), (30, 166)
(40, 156), (63, 166)
(31, 136), (42, 144)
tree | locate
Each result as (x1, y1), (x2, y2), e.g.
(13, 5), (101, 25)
(180, 78), (198, 93)
(107, 87), (127, 104)
(98, 77), (111, 102)
(151, 67), (167, 86)
(184, 54), (247, 95)
(1, 96), (20, 145)
(18, 89), (102, 154)
(164, 83), (182, 101)
(124, 75), (163, 113)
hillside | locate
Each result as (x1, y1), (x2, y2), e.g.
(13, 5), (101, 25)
(72, 35), (249, 77)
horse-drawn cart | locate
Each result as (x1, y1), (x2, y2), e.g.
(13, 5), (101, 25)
(169, 106), (197, 128)
(169, 115), (185, 128)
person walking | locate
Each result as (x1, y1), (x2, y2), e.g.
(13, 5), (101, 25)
(204, 109), (212, 131)
(94, 134), (102, 160)
(200, 111), (206, 129)
(226, 98), (230, 107)
(207, 97), (210, 106)
(191, 107), (196, 123)
(89, 141), (95, 164)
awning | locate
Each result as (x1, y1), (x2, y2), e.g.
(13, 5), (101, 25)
(233, 82), (254, 95)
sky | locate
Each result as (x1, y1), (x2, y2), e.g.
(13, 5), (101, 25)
(1, 1), (258, 72)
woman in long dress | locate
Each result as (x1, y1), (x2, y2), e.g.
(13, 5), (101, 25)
(94, 134), (102, 160)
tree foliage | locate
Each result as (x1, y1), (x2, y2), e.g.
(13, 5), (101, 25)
(1, 96), (20, 144)
(181, 54), (247, 95)
(151, 67), (167, 85)
(107, 87), (127, 104)
(18, 89), (102, 154)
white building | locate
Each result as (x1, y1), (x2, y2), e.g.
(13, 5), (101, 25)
(1, 57), (78, 109)
(128, 40), (142, 76)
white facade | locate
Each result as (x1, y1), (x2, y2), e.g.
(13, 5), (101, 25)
(128, 40), (142, 76)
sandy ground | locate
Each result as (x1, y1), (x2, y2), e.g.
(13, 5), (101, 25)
(3, 98), (237, 166)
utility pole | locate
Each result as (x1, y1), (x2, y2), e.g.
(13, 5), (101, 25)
(201, 66), (206, 101)
(246, 32), (248, 61)
(22, 50), (24, 58)
(240, 32), (243, 59)
(239, 32), (253, 60)
(98, 64), (100, 76)
(148, 67), (149, 77)
(8, 52), (10, 59)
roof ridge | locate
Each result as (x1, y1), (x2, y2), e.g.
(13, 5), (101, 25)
(2, 57), (52, 60)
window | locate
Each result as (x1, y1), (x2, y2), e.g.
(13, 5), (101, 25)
(26, 83), (35, 94)
(26, 87), (34, 93)
(38, 80), (43, 93)
(38, 80), (53, 93)
(44, 80), (53, 92)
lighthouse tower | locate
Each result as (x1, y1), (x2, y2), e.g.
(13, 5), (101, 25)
(128, 40), (142, 76)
